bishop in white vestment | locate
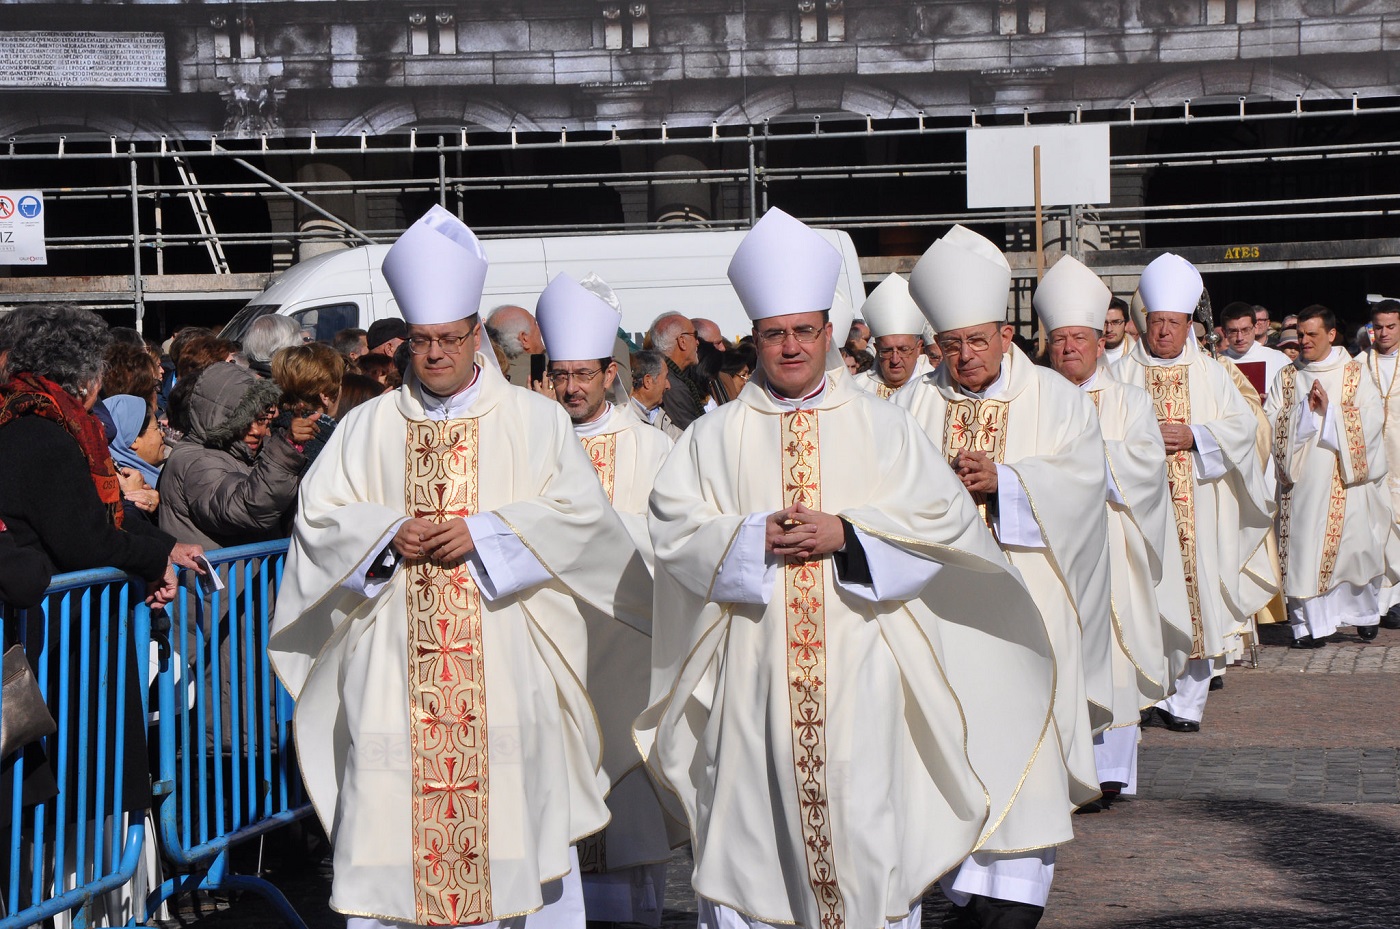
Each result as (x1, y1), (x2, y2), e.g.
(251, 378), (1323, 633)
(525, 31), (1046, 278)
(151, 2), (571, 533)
(1112, 254), (1276, 730)
(637, 210), (1069, 929)
(851, 273), (931, 399)
(1360, 299), (1400, 625)
(1265, 306), (1396, 645)
(537, 272), (679, 927)
(1035, 255), (1193, 798)
(269, 208), (651, 929)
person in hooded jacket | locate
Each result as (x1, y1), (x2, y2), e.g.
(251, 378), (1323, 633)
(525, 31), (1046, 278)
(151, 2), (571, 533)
(158, 361), (316, 551)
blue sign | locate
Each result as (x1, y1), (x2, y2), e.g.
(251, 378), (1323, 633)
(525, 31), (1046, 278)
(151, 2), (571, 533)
(17, 195), (40, 219)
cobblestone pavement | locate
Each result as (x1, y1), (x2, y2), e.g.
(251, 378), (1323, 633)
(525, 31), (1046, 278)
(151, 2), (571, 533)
(158, 627), (1400, 929)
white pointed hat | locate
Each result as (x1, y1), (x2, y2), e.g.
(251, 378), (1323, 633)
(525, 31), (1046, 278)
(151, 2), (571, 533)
(536, 272), (622, 362)
(908, 224), (1012, 333)
(1032, 255), (1111, 332)
(860, 273), (925, 338)
(727, 208), (842, 322)
(1138, 253), (1203, 316)
(829, 285), (854, 346)
(382, 205), (490, 326)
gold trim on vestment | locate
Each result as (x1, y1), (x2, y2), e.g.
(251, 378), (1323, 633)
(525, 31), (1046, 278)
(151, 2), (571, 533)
(779, 409), (845, 929)
(405, 419), (491, 925)
(581, 432), (618, 503)
(1146, 366), (1205, 660)
(876, 382), (897, 400)
(942, 398), (1010, 525)
(1319, 362), (1364, 594)
(1341, 361), (1368, 484)
(1273, 367), (1298, 581)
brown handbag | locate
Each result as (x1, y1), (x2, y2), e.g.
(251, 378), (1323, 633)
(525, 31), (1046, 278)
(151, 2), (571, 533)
(2, 644), (56, 760)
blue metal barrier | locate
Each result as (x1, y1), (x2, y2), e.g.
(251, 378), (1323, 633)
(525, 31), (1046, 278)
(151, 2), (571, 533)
(2, 569), (152, 929)
(146, 539), (310, 928)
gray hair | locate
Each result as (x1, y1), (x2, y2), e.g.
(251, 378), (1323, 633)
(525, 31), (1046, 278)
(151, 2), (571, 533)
(484, 305), (532, 361)
(648, 313), (689, 354)
(243, 314), (303, 364)
(631, 349), (664, 389)
(3, 303), (111, 397)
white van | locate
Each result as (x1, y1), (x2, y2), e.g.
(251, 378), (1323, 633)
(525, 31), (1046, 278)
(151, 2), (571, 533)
(219, 228), (865, 344)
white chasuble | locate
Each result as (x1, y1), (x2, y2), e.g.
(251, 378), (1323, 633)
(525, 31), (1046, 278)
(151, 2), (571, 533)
(851, 355), (930, 400)
(895, 343), (1112, 808)
(1113, 338), (1277, 662)
(1361, 349), (1400, 611)
(1086, 374), (1193, 722)
(269, 358), (653, 926)
(637, 369), (1069, 929)
(572, 404), (680, 924)
(1265, 349), (1397, 608)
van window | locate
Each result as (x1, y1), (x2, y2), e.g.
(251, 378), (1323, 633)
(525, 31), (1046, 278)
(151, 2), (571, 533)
(292, 303), (360, 344)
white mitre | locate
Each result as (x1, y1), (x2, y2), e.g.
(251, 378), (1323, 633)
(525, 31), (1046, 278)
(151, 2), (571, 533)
(382, 204), (490, 326)
(861, 273), (925, 338)
(908, 224), (1012, 333)
(727, 207), (842, 322)
(1129, 289), (1146, 335)
(536, 272), (622, 362)
(829, 286), (854, 345)
(1138, 253), (1203, 316)
(1032, 255), (1111, 332)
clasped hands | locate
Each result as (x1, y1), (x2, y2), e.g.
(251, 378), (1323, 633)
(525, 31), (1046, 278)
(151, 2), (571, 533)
(765, 502), (845, 560)
(1160, 423), (1196, 455)
(953, 449), (998, 494)
(393, 516), (475, 565)
(1307, 380), (1329, 415)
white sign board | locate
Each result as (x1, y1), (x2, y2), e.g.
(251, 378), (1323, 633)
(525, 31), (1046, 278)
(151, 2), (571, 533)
(0, 32), (166, 89)
(0, 191), (47, 265)
(965, 124), (1111, 209)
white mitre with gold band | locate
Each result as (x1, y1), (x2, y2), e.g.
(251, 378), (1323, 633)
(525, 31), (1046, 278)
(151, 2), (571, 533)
(860, 273), (925, 338)
(1138, 252), (1203, 316)
(908, 224), (1012, 333)
(382, 204), (490, 326)
(1032, 255), (1111, 333)
(536, 272), (622, 362)
(728, 207), (842, 322)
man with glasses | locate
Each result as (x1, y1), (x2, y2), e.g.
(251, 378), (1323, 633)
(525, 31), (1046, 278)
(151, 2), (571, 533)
(852, 273), (932, 399)
(1254, 305), (1274, 344)
(692, 317), (729, 352)
(1035, 254), (1193, 811)
(895, 225), (1111, 928)
(536, 271), (678, 927)
(1220, 301), (1290, 402)
(1113, 254), (1276, 731)
(639, 208), (1063, 929)
(1102, 298), (1134, 366)
(271, 206), (650, 929)
(648, 312), (708, 430)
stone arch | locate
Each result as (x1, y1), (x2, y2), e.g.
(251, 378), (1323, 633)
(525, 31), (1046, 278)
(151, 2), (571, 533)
(0, 101), (184, 142)
(336, 96), (544, 136)
(1119, 63), (1341, 108)
(713, 80), (923, 126)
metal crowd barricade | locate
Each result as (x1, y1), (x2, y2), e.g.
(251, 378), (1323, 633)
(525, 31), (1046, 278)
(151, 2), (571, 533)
(146, 539), (310, 927)
(2, 569), (152, 929)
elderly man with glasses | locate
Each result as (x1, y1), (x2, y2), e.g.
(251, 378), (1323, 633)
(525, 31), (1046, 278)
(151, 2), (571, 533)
(852, 273), (933, 399)
(271, 207), (650, 929)
(648, 312), (708, 430)
(895, 225), (1111, 929)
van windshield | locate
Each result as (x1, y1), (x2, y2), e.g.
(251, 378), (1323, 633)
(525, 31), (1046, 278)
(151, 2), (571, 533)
(220, 304), (279, 342)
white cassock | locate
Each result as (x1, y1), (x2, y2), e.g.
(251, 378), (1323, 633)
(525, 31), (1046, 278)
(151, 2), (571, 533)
(636, 368), (1072, 929)
(1114, 337), (1276, 723)
(1265, 348), (1398, 638)
(1224, 342), (1292, 402)
(1360, 348), (1400, 613)
(1102, 337), (1134, 367)
(268, 358), (654, 929)
(851, 355), (931, 399)
(1083, 369), (1194, 791)
(570, 403), (680, 928)
(895, 343), (1112, 806)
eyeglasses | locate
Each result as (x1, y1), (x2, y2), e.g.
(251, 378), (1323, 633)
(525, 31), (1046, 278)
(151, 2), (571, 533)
(1104, 318), (1126, 328)
(755, 325), (823, 347)
(407, 331), (475, 355)
(546, 367), (603, 386)
(936, 335), (995, 354)
(876, 345), (918, 359)
(677, 330), (698, 343)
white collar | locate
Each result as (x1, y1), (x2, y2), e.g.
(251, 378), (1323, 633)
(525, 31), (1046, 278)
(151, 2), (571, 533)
(417, 366), (481, 421)
(766, 376), (829, 412)
(573, 403), (616, 438)
(1078, 370), (1100, 391)
(958, 364), (1008, 400)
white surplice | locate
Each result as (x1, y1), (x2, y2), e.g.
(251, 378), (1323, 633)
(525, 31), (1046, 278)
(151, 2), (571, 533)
(1265, 347), (1397, 638)
(851, 354), (930, 400)
(637, 366), (1071, 929)
(1360, 349), (1400, 612)
(269, 357), (654, 927)
(571, 403), (678, 927)
(895, 343), (1113, 809)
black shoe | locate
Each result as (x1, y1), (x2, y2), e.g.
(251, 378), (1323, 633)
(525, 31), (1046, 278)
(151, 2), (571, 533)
(1209, 676), (1224, 691)
(1155, 708), (1200, 732)
(1140, 707), (1156, 727)
(1291, 634), (1326, 649)
(1358, 624), (1380, 641)
(1381, 609), (1400, 630)
(1074, 799), (1103, 815)
(1099, 781), (1125, 809)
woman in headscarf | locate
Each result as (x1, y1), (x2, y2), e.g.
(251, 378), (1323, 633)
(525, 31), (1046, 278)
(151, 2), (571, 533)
(102, 394), (169, 523)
